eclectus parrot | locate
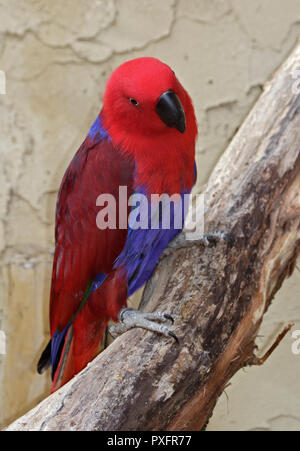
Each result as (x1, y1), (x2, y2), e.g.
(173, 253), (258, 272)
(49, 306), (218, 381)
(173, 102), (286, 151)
(37, 57), (198, 392)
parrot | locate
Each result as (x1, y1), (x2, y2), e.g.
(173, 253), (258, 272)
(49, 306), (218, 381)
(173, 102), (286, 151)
(37, 57), (198, 392)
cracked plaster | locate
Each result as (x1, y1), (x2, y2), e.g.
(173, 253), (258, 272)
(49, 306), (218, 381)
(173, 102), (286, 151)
(0, 0), (300, 430)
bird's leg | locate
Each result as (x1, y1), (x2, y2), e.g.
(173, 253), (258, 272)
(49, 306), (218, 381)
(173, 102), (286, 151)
(109, 308), (178, 342)
(161, 231), (232, 259)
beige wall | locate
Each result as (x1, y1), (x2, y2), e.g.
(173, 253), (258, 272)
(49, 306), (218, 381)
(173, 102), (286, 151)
(0, 0), (300, 430)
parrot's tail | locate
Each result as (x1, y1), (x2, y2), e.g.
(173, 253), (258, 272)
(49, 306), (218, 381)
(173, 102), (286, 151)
(37, 270), (127, 392)
(37, 340), (52, 374)
(37, 317), (108, 393)
(51, 318), (108, 393)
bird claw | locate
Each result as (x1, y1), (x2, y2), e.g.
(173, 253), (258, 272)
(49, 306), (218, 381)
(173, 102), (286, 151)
(198, 232), (233, 247)
(109, 308), (178, 343)
(162, 231), (233, 259)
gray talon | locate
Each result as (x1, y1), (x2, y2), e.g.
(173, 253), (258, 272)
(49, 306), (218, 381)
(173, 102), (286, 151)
(109, 308), (177, 341)
(168, 331), (179, 343)
(162, 231), (232, 259)
(163, 313), (174, 324)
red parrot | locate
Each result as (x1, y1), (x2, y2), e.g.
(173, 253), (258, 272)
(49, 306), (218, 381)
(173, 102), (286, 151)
(37, 57), (198, 392)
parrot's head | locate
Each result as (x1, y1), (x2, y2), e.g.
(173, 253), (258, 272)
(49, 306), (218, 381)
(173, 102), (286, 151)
(102, 57), (197, 152)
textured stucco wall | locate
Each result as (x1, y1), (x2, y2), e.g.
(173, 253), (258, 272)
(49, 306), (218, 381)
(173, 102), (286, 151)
(0, 0), (300, 430)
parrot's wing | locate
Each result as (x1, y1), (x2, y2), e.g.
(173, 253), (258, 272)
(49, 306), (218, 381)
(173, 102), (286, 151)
(38, 134), (134, 380)
(50, 137), (134, 335)
(115, 188), (191, 296)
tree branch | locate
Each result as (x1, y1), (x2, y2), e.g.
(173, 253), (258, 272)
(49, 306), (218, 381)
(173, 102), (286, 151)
(6, 41), (300, 431)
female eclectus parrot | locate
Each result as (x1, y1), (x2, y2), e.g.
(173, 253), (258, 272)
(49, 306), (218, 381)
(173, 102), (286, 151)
(37, 57), (198, 392)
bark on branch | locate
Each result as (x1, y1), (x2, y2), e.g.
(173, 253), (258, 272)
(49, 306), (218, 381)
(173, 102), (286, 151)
(6, 42), (300, 431)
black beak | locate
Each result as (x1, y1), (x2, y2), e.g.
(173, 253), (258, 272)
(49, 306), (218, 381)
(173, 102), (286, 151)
(156, 90), (186, 134)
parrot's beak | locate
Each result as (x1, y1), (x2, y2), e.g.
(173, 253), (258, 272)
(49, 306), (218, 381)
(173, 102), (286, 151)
(156, 90), (186, 134)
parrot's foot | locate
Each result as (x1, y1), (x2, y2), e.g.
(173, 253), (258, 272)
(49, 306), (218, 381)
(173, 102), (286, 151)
(109, 308), (178, 343)
(162, 231), (232, 259)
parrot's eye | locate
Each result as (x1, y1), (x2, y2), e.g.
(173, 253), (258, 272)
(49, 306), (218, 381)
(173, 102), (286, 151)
(129, 98), (139, 106)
